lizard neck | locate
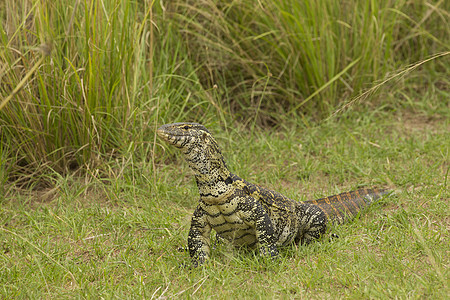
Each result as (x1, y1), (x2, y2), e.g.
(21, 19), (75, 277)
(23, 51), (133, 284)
(181, 135), (233, 199)
(195, 173), (234, 201)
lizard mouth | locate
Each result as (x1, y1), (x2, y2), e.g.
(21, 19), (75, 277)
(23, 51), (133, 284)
(156, 125), (190, 146)
(156, 128), (173, 143)
(157, 123), (208, 147)
(156, 128), (185, 139)
(156, 128), (167, 137)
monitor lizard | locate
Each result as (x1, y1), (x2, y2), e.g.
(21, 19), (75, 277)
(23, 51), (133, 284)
(157, 122), (389, 267)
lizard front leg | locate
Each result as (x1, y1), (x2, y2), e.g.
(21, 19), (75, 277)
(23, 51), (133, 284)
(188, 205), (212, 267)
(239, 199), (279, 258)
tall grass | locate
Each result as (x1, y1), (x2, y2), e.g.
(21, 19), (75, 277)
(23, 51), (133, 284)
(2, 0), (150, 182)
(0, 0), (448, 185)
(0, 0), (210, 185)
(172, 0), (449, 120)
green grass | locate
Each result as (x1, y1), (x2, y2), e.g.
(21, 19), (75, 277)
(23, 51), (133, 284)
(0, 0), (449, 298)
(1, 102), (448, 298)
(0, 0), (448, 181)
(171, 0), (449, 118)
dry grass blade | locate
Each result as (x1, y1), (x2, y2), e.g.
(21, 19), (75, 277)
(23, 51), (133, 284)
(329, 51), (450, 119)
(0, 47), (50, 111)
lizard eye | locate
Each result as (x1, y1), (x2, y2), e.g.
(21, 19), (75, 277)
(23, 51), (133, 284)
(183, 125), (190, 130)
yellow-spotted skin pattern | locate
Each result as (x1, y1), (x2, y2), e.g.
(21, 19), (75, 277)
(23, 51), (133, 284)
(157, 122), (388, 267)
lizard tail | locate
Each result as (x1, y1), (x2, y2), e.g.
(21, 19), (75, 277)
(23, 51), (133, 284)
(306, 188), (390, 224)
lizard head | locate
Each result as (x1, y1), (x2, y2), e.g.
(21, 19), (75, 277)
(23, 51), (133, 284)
(156, 122), (213, 149)
(157, 122), (230, 178)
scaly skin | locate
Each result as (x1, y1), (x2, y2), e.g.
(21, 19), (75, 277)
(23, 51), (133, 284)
(157, 122), (388, 266)
(306, 188), (389, 224)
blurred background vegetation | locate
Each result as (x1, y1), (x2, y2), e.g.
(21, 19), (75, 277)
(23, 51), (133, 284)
(0, 0), (448, 189)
